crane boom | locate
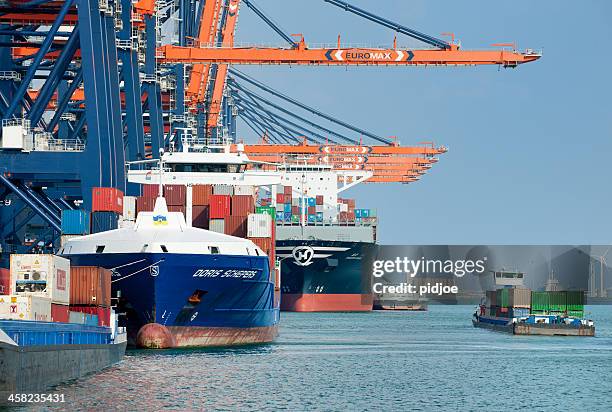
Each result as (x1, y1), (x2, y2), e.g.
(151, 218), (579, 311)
(159, 43), (540, 67)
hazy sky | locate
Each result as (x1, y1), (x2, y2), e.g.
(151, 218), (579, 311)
(233, 0), (612, 244)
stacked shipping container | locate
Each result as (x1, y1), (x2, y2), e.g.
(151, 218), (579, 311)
(484, 287), (585, 318)
(7, 254), (70, 322)
(69, 266), (112, 327)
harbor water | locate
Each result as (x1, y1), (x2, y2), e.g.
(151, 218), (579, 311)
(37, 305), (611, 411)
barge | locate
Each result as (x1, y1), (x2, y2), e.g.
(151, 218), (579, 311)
(0, 317), (126, 398)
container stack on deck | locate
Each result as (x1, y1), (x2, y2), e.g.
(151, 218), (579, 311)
(259, 186), (376, 225)
(68, 266), (112, 327)
(0, 254), (112, 327)
(484, 288), (585, 319)
(134, 184), (276, 273)
(91, 188), (123, 233)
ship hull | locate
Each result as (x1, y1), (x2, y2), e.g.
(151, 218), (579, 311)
(0, 341), (126, 397)
(65, 253), (280, 348)
(473, 315), (595, 336)
(277, 240), (375, 312)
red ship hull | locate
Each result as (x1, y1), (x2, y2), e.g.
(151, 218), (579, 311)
(136, 323), (279, 348)
(281, 293), (372, 312)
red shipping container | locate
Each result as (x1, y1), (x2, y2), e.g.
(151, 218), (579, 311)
(97, 307), (111, 327)
(316, 195), (324, 205)
(347, 211), (355, 220)
(209, 195), (231, 219)
(291, 206), (299, 215)
(168, 205), (185, 215)
(164, 184), (186, 206)
(225, 215), (248, 237)
(347, 199), (356, 209)
(308, 206), (316, 215)
(51, 304), (69, 323)
(143, 184), (159, 198)
(70, 266), (112, 307)
(0, 267), (9, 295)
(232, 195), (255, 216)
(276, 193), (285, 204)
(193, 185), (213, 206)
(136, 196), (155, 214)
(192, 205), (209, 229)
(283, 186), (292, 195)
(92, 187), (123, 214)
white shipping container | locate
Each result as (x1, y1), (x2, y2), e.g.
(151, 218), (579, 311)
(247, 214), (273, 238)
(0, 295), (51, 321)
(338, 203), (348, 212)
(68, 311), (86, 324)
(209, 219), (225, 234)
(10, 254), (71, 305)
(234, 185), (255, 196)
(123, 196), (137, 221)
(315, 205), (323, 213)
(213, 184), (233, 195)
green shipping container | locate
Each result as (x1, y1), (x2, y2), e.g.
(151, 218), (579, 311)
(291, 215), (299, 223)
(531, 292), (549, 313)
(255, 206), (276, 220)
(530, 291), (585, 315)
(496, 288), (510, 308)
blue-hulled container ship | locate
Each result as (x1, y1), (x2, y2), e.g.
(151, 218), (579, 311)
(60, 196), (280, 348)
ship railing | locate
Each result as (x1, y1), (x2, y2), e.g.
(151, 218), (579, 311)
(275, 219), (376, 228)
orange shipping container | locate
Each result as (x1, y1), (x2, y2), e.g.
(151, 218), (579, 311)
(231, 195), (255, 216)
(92, 187), (123, 214)
(167, 205), (185, 215)
(193, 184), (213, 206)
(69, 266), (111, 307)
(225, 215), (248, 237)
(164, 184), (186, 206)
(136, 196), (155, 214)
(142, 184), (159, 198)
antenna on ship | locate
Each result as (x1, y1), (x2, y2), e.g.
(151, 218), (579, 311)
(158, 148), (164, 199)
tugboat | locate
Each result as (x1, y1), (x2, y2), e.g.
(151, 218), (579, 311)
(472, 270), (595, 336)
(61, 161), (280, 348)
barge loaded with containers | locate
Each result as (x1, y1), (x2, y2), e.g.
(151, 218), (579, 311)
(472, 270), (594, 336)
(0, 254), (126, 396)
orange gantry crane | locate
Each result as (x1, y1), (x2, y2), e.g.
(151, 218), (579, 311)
(171, 0), (540, 183)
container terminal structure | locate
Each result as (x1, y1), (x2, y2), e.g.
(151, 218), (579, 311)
(0, 1), (539, 286)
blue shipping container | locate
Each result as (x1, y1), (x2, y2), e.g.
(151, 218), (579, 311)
(91, 211), (119, 233)
(355, 209), (362, 218)
(284, 203), (292, 212)
(316, 212), (323, 222)
(276, 211), (285, 221)
(85, 314), (99, 326)
(61, 209), (90, 235)
(284, 212), (292, 222)
(361, 209), (370, 218)
(307, 215), (316, 223)
(0, 320), (111, 346)
(307, 198), (316, 207)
